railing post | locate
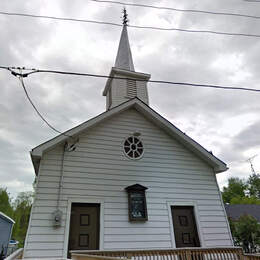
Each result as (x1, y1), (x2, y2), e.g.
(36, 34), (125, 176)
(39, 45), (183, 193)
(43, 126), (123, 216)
(126, 252), (131, 260)
(185, 250), (192, 260)
(236, 248), (244, 260)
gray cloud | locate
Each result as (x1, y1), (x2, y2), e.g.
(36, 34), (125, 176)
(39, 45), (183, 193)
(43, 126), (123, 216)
(0, 0), (259, 195)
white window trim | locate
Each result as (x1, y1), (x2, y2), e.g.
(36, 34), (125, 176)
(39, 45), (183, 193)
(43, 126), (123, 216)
(167, 200), (205, 248)
(63, 197), (105, 258)
(123, 135), (144, 160)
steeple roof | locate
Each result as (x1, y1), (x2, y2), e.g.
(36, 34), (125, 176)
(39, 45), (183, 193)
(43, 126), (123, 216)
(103, 10), (150, 109)
(114, 24), (135, 71)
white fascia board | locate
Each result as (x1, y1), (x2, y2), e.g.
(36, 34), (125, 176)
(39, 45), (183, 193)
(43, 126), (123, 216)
(133, 101), (228, 173)
(31, 98), (227, 174)
(103, 67), (150, 96)
(0, 211), (15, 224)
(31, 99), (138, 164)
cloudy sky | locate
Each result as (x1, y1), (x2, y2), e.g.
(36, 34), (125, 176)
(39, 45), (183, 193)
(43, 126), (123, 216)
(0, 0), (259, 198)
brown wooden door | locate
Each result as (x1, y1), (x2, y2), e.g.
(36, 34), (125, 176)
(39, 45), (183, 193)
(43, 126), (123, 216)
(68, 203), (100, 256)
(171, 206), (200, 248)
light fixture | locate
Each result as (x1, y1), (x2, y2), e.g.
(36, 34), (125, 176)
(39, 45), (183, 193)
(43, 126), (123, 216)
(133, 131), (141, 136)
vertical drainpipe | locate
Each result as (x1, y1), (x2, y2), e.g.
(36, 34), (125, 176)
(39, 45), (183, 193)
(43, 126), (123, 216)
(53, 142), (67, 227)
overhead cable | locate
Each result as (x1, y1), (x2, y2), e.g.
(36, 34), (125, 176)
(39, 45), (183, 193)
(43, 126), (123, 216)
(90, 0), (260, 20)
(7, 68), (75, 139)
(1, 66), (260, 93)
(0, 11), (260, 38)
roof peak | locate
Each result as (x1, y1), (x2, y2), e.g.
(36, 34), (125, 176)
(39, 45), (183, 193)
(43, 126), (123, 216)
(31, 98), (228, 175)
(114, 10), (135, 71)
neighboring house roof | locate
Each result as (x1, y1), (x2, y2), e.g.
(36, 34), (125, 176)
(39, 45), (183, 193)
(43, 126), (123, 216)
(0, 211), (15, 224)
(31, 98), (228, 175)
(225, 204), (260, 222)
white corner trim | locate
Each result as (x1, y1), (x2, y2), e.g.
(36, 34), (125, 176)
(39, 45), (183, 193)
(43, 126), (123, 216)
(213, 172), (234, 246)
(23, 161), (44, 258)
(166, 200), (205, 248)
(63, 197), (105, 258)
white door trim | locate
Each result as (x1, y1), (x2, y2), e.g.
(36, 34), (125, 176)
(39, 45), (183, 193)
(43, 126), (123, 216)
(167, 200), (205, 248)
(63, 197), (104, 258)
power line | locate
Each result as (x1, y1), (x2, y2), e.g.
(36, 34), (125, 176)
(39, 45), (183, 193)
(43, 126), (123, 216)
(9, 68), (74, 139)
(0, 11), (121, 27)
(1, 11), (260, 38)
(1, 66), (260, 93)
(90, 0), (260, 20)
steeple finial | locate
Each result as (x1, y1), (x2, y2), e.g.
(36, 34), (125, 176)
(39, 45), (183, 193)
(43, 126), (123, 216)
(122, 7), (129, 25)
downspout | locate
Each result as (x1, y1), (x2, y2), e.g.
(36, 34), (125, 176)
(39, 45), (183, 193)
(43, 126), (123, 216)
(53, 142), (67, 227)
(53, 140), (77, 227)
(58, 142), (67, 210)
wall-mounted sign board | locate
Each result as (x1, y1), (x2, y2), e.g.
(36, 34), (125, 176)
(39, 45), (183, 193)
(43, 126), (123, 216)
(125, 184), (148, 221)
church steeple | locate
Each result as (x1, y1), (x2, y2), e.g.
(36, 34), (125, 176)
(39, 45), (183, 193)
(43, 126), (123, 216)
(103, 9), (151, 110)
(114, 9), (135, 71)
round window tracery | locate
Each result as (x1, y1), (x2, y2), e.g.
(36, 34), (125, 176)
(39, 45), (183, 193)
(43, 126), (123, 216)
(124, 136), (144, 159)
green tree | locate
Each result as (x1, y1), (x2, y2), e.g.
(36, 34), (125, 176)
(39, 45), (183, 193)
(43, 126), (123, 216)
(222, 178), (247, 204)
(229, 215), (260, 253)
(0, 188), (14, 218)
(248, 174), (260, 199)
(12, 191), (33, 247)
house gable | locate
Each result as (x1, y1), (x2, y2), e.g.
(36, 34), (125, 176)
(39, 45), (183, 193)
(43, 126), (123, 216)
(75, 107), (213, 173)
(31, 98), (227, 175)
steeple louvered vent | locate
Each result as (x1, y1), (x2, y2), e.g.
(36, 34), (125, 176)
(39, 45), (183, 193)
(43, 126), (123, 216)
(127, 79), (137, 98)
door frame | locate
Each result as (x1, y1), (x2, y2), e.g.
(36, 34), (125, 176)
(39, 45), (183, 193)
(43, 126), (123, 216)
(167, 200), (205, 248)
(64, 197), (104, 258)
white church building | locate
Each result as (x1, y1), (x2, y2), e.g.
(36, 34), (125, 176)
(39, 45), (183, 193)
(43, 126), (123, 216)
(23, 19), (233, 259)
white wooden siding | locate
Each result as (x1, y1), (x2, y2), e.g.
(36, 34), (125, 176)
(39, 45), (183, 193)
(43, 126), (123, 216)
(109, 75), (149, 108)
(23, 108), (232, 259)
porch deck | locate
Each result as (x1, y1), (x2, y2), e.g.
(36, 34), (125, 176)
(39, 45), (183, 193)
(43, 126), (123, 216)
(5, 247), (260, 260)
(71, 248), (260, 260)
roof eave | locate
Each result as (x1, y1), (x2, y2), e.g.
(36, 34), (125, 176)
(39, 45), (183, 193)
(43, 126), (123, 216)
(133, 101), (228, 173)
(31, 98), (228, 175)
(30, 99), (139, 175)
(103, 67), (151, 96)
(214, 165), (229, 173)
(31, 151), (41, 176)
(0, 211), (15, 224)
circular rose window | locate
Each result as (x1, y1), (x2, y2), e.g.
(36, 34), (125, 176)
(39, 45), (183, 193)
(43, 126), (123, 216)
(124, 136), (144, 159)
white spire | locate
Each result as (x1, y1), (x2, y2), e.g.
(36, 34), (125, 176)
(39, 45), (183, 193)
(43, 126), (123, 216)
(114, 24), (135, 71)
(103, 9), (150, 110)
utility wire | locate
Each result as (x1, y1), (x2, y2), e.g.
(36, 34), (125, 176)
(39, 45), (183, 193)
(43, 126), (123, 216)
(90, 0), (260, 20)
(1, 66), (260, 93)
(9, 68), (74, 139)
(1, 11), (260, 38)
(0, 11), (121, 27)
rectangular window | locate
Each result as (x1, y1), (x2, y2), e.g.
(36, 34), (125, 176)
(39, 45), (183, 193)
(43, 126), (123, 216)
(127, 79), (137, 98)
